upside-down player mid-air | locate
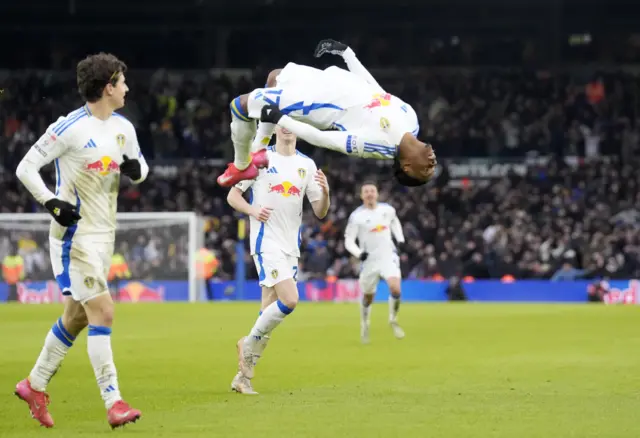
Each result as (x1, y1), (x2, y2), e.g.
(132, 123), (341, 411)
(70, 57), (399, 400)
(345, 182), (406, 344)
(15, 53), (146, 429)
(227, 126), (330, 394)
(217, 39), (437, 188)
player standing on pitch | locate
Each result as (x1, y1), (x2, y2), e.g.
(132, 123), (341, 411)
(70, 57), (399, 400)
(216, 39), (436, 188)
(345, 182), (406, 344)
(226, 126), (330, 394)
(14, 53), (147, 429)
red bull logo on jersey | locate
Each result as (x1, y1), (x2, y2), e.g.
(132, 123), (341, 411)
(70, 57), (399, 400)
(85, 156), (120, 176)
(118, 281), (164, 303)
(268, 181), (302, 198)
(369, 224), (388, 233)
(364, 93), (392, 110)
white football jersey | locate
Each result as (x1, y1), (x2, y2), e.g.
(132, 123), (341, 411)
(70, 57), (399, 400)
(345, 203), (405, 261)
(16, 105), (149, 243)
(235, 148), (323, 257)
(250, 59), (419, 160)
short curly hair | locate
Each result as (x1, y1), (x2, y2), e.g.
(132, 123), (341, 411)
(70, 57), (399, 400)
(76, 53), (127, 102)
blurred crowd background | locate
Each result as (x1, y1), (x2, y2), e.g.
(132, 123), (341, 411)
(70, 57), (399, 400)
(1, 0), (639, 283)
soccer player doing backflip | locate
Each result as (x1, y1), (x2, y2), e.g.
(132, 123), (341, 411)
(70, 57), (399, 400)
(217, 39), (437, 188)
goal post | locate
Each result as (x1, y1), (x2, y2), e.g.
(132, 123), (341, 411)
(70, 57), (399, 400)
(0, 212), (205, 303)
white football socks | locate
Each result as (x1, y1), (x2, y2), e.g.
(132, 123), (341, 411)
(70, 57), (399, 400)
(230, 97), (256, 170)
(361, 297), (372, 327)
(245, 300), (294, 350)
(252, 122), (275, 151)
(87, 325), (121, 409)
(389, 294), (401, 323)
(29, 318), (74, 392)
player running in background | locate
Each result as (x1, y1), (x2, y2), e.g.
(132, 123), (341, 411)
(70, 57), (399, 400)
(345, 182), (406, 344)
(217, 39), (436, 188)
(226, 126), (330, 394)
(14, 53), (147, 429)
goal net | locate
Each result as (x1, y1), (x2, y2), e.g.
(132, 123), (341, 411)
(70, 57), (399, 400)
(0, 212), (205, 303)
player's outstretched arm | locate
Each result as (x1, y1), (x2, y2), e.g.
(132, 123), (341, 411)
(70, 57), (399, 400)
(314, 39), (384, 92)
(261, 105), (355, 155)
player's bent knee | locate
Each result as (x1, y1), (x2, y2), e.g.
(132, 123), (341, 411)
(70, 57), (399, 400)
(82, 292), (115, 326)
(362, 293), (375, 306)
(266, 69), (283, 88)
(274, 278), (299, 310)
(61, 297), (88, 335)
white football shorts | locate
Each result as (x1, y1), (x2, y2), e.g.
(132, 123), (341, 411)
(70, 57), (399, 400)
(50, 236), (113, 303)
(253, 250), (299, 288)
(359, 253), (402, 295)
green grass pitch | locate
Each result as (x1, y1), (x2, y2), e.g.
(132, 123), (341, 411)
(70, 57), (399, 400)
(0, 302), (639, 437)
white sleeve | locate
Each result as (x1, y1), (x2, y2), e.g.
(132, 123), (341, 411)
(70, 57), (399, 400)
(305, 160), (323, 203)
(16, 123), (70, 205)
(342, 47), (384, 93)
(123, 124), (149, 184)
(344, 213), (363, 258)
(278, 116), (396, 160)
(389, 208), (405, 243)
(235, 178), (255, 193)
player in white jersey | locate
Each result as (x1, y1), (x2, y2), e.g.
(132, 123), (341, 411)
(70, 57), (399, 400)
(216, 39), (437, 188)
(226, 126), (330, 394)
(345, 182), (406, 344)
(14, 53), (146, 429)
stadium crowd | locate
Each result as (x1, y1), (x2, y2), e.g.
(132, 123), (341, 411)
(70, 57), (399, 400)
(1, 68), (639, 282)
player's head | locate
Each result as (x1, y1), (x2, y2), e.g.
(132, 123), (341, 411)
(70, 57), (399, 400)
(395, 135), (437, 187)
(275, 126), (296, 144)
(360, 181), (378, 206)
(274, 125), (297, 155)
(77, 53), (128, 109)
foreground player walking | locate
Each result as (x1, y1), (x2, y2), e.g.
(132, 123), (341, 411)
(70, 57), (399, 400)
(14, 53), (147, 429)
(226, 126), (330, 394)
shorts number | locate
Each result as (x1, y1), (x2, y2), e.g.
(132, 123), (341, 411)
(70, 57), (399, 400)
(292, 266), (298, 281)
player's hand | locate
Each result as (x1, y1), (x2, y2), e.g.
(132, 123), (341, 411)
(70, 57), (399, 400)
(44, 198), (81, 227)
(120, 155), (142, 181)
(314, 39), (348, 58)
(251, 206), (273, 223)
(314, 170), (330, 195)
(360, 252), (369, 262)
(260, 105), (283, 124)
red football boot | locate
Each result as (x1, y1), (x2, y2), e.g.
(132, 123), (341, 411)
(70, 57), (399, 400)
(217, 163), (259, 187)
(14, 378), (54, 428)
(251, 148), (269, 169)
(107, 400), (141, 429)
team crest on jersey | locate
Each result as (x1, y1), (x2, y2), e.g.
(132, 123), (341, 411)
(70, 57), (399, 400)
(116, 133), (126, 148)
(84, 276), (95, 289)
(271, 269), (278, 279)
(380, 117), (391, 130)
(298, 168), (306, 179)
